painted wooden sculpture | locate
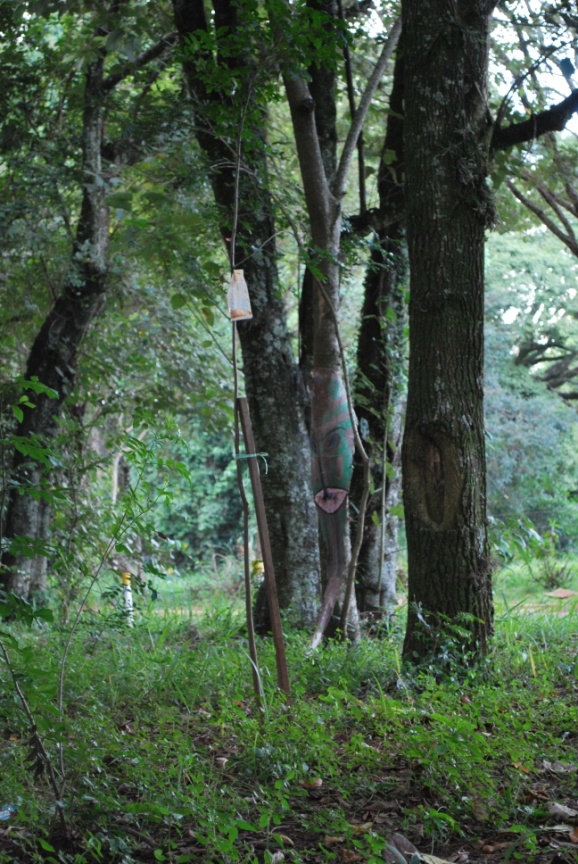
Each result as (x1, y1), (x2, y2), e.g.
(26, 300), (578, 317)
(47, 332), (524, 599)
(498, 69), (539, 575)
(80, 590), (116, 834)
(310, 368), (354, 649)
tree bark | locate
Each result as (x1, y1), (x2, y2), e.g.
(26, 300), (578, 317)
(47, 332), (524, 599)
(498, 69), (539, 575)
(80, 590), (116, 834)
(401, 0), (495, 660)
(1, 56), (110, 599)
(352, 229), (405, 616)
(352, 53), (406, 618)
(173, 0), (321, 630)
(283, 39), (355, 647)
(285, 11), (399, 645)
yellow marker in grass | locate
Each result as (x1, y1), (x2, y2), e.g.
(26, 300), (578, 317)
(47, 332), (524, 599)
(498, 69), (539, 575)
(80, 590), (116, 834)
(121, 572), (134, 627)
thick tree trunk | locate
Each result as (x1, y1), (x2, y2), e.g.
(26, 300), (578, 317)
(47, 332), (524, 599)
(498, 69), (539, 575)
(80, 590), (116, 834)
(173, 0), (321, 629)
(1, 57), (110, 599)
(401, 0), (495, 660)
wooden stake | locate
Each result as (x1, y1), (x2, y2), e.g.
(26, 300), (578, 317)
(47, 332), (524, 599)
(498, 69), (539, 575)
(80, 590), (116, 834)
(237, 397), (290, 698)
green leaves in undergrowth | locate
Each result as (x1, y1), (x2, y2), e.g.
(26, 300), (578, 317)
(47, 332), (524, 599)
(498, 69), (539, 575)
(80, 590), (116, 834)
(1, 605), (577, 863)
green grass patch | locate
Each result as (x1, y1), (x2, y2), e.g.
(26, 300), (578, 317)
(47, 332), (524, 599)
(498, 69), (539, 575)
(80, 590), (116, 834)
(1, 598), (577, 863)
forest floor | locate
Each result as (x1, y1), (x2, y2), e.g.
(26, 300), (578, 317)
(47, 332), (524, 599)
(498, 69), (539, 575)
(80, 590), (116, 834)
(1, 586), (577, 864)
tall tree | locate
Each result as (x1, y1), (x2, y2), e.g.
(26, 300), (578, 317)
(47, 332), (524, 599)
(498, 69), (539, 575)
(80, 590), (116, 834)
(401, 0), (578, 659)
(401, 0), (496, 659)
(280, 6), (401, 645)
(172, 0), (321, 630)
(0, 7), (176, 598)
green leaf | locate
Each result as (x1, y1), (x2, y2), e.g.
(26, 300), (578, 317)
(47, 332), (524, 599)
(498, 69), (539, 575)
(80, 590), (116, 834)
(38, 839), (56, 853)
(235, 820), (258, 831)
(12, 405), (23, 423)
(171, 294), (188, 310)
(105, 192), (134, 210)
(0, 629), (19, 647)
(24, 377), (58, 398)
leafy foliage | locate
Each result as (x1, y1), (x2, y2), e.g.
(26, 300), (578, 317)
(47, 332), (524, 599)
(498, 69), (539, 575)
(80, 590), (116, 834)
(485, 230), (578, 544)
(1, 604), (578, 862)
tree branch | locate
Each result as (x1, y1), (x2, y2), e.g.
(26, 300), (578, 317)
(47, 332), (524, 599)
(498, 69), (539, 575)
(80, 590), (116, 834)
(492, 89), (578, 150)
(102, 32), (178, 92)
(284, 74), (336, 240)
(537, 183), (577, 245)
(334, 17), (401, 198)
(505, 179), (578, 256)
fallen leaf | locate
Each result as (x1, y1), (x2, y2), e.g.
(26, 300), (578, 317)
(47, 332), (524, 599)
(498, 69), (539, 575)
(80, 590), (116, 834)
(419, 855), (460, 864)
(324, 835), (345, 846)
(545, 588), (578, 598)
(481, 842), (510, 853)
(269, 853), (285, 864)
(471, 794), (489, 822)
(375, 813), (392, 824)
(275, 834), (294, 847)
(300, 777), (323, 789)
(215, 757), (229, 769)
(384, 832), (419, 862)
(543, 759), (578, 774)
(547, 802), (578, 819)
(365, 800), (399, 813)
(340, 851), (363, 862)
(570, 826), (578, 843)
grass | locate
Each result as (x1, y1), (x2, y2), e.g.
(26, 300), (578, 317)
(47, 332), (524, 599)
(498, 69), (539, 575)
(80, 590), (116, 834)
(1, 584), (578, 863)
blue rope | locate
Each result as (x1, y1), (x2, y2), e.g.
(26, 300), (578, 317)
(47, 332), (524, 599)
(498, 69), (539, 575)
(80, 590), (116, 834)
(234, 452), (269, 474)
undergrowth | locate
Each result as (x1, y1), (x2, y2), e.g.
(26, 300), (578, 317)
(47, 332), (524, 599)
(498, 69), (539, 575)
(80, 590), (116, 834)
(1, 602), (577, 863)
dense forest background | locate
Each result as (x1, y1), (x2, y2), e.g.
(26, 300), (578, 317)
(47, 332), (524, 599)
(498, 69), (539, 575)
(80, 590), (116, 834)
(2, 0), (578, 621)
(2, 2), (578, 863)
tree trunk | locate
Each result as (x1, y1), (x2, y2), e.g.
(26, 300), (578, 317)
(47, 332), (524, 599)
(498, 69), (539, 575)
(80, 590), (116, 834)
(352, 231), (406, 615)
(173, 0), (321, 630)
(1, 56), (110, 599)
(352, 53), (406, 618)
(284, 62), (357, 646)
(401, 0), (495, 660)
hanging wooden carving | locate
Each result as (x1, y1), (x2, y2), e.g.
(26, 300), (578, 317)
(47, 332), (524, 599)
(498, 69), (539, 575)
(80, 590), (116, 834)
(310, 368), (354, 648)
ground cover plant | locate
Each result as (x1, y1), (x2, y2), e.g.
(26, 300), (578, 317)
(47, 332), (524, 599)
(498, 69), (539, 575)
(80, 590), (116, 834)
(1, 589), (577, 864)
